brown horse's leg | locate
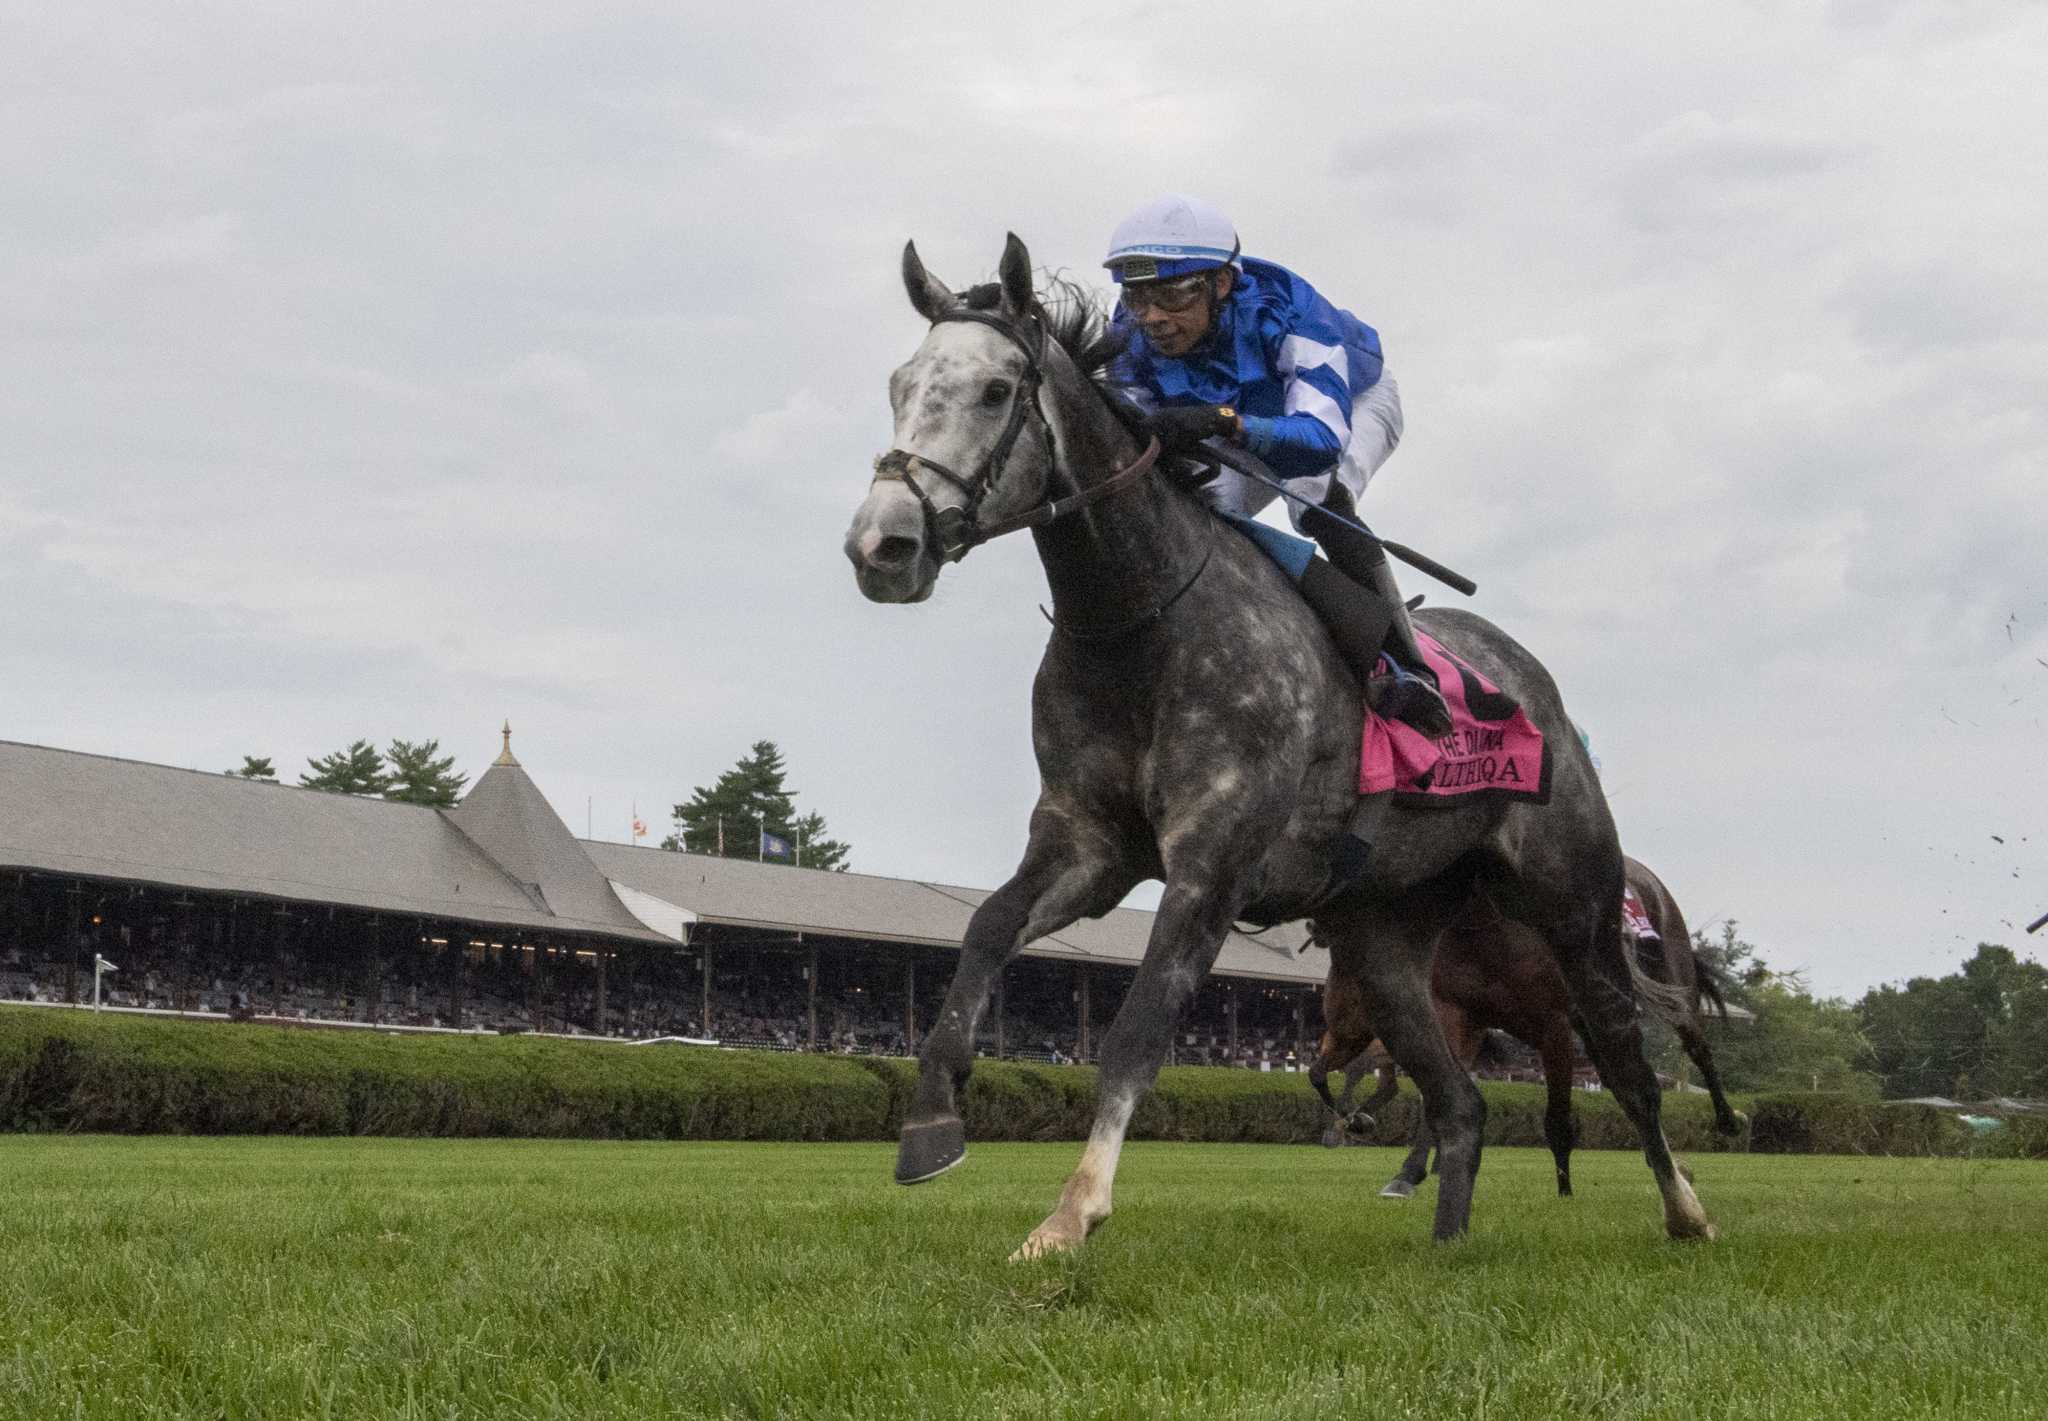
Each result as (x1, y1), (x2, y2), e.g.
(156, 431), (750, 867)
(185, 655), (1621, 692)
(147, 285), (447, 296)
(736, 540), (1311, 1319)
(897, 828), (1133, 1185)
(1384, 1002), (1472, 1197)
(1676, 1019), (1744, 1136)
(1537, 1021), (1580, 1196)
(1310, 970), (1375, 1118)
(1382, 1117), (1433, 1199)
(1360, 1059), (1399, 1121)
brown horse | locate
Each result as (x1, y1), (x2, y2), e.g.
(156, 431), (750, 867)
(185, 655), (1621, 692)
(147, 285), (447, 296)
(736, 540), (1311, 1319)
(1309, 855), (1741, 1199)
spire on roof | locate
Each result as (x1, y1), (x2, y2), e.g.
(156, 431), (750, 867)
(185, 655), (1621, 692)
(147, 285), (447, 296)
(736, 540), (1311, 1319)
(494, 720), (519, 768)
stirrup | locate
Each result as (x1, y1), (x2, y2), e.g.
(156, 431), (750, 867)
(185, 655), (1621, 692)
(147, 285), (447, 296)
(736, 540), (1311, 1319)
(1369, 668), (1453, 739)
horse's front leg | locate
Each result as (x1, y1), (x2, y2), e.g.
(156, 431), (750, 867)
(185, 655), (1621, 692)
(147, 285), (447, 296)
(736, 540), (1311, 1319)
(896, 821), (1134, 1185)
(1011, 870), (1247, 1260)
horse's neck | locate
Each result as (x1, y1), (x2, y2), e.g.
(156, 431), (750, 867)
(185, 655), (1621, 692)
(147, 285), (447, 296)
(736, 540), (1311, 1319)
(1032, 361), (1210, 631)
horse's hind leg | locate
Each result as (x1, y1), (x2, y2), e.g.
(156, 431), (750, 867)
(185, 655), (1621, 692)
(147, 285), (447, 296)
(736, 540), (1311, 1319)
(1384, 998), (1472, 1199)
(1359, 1061), (1400, 1124)
(1677, 1018), (1744, 1136)
(1537, 1021), (1579, 1197)
(896, 824), (1133, 1185)
(1550, 907), (1715, 1239)
(1381, 1118), (1432, 1199)
(1323, 892), (1486, 1240)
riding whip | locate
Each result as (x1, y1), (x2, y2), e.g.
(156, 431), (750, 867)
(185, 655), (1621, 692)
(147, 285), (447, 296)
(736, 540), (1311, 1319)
(1197, 440), (1479, 597)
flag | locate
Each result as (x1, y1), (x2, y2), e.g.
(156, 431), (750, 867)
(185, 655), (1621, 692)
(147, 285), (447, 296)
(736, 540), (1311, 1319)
(94, 955), (118, 973)
(631, 819), (647, 840)
(760, 830), (794, 861)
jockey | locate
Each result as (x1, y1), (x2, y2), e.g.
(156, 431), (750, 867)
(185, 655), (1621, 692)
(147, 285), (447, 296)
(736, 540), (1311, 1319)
(1103, 194), (1451, 740)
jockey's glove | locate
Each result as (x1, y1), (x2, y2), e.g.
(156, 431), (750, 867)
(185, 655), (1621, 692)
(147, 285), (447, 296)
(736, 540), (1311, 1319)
(1149, 403), (1242, 452)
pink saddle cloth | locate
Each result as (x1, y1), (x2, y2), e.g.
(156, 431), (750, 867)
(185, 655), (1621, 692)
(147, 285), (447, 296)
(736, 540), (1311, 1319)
(1359, 632), (1549, 804)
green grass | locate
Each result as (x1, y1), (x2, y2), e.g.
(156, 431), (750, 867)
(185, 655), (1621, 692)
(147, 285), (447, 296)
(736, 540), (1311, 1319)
(1, 1140), (2041, 1420)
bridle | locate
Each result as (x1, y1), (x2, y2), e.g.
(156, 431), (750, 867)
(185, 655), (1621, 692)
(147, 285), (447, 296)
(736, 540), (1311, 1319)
(872, 304), (1161, 563)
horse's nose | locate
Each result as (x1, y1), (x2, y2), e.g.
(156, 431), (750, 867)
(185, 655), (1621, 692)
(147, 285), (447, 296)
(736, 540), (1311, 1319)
(866, 532), (922, 570)
(850, 522), (922, 571)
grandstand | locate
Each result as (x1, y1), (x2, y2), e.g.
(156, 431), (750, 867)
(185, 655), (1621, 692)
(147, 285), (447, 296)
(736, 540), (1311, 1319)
(0, 730), (1327, 1067)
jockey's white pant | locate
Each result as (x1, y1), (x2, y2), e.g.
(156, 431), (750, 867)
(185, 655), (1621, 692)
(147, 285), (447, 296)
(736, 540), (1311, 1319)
(1204, 371), (1404, 530)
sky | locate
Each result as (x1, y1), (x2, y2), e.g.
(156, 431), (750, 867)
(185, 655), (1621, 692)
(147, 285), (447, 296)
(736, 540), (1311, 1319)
(2, 1), (2043, 1000)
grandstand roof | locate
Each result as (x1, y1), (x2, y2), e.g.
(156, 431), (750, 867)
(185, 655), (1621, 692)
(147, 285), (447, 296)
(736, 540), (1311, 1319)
(0, 735), (1324, 984)
(0, 739), (670, 945)
(582, 840), (1324, 984)
(447, 740), (655, 942)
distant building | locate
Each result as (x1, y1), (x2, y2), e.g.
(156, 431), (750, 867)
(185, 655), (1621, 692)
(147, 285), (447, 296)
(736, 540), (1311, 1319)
(0, 729), (1321, 1062)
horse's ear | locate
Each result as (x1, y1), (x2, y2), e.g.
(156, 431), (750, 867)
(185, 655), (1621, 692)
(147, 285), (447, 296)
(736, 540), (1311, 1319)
(998, 232), (1033, 315)
(902, 241), (955, 322)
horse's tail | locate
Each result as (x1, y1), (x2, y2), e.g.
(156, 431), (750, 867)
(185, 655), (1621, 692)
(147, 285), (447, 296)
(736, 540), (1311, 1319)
(1690, 946), (1732, 1023)
(1624, 930), (1701, 1028)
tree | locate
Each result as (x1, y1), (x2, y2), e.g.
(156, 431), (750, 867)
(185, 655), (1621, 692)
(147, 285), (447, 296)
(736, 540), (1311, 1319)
(300, 740), (390, 796)
(383, 738), (468, 808)
(662, 740), (852, 870)
(228, 756), (277, 780)
(1861, 944), (2048, 1099)
(1987, 966), (2048, 1099)
(1647, 923), (1875, 1095)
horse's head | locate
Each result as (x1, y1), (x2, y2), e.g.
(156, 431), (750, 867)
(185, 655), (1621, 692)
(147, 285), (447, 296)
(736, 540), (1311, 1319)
(844, 234), (1059, 603)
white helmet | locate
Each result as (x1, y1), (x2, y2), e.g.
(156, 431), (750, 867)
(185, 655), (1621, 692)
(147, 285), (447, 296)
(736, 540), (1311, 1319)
(1103, 194), (1241, 284)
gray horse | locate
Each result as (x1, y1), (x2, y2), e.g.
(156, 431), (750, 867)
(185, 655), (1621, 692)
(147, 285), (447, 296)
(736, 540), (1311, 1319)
(843, 234), (1713, 1256)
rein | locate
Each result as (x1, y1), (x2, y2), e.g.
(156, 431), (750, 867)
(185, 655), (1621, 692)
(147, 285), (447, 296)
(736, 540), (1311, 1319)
(871, 305), (1162, 563)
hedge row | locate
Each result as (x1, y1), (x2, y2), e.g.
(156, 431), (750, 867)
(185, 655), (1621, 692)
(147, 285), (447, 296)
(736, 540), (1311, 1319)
(4, 1006), (2040, 1156)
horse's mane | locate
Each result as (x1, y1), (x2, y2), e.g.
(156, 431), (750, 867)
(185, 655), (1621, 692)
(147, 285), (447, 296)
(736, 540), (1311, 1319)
(958, 272), (1152, 448)
(959, 274), (1127, 377)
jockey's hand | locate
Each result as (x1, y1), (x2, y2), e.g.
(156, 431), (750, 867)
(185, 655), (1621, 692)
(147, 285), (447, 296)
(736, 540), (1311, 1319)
(1149, 403), (1241, 452)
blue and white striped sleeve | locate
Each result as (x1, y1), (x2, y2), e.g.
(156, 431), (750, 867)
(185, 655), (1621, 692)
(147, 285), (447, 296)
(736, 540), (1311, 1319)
(1239, 328), (1361, 481)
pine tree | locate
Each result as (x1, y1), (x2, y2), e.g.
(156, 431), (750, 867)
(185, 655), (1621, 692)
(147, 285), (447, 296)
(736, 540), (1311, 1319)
(789, 811), (850, 872)
(383, 738), (468, 807)
(300, 740), (390, 796)
(228, 756), (278, 781)
(662, 740), (851, 870)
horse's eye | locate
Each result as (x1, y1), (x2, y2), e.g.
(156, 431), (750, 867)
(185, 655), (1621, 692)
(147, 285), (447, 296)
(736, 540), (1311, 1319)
(981, 380), (1012, 407)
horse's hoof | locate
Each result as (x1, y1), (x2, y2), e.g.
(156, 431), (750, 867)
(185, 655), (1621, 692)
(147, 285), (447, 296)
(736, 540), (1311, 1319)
(1667, 1216), (1718, 1243)
(1008, 1229), (1080, 1263)
(896, 1116), (966, 1184)
(1379, 1179), (1416, 1200)
(1344, 1111), (1375, 1135)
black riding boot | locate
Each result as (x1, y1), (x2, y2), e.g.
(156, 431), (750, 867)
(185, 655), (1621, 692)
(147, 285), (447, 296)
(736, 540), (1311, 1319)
(1300, 502), (1453, 739)
(1297, 558), (1399, 693)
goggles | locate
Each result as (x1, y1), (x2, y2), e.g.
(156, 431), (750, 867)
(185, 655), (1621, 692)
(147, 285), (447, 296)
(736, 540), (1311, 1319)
(1120, 272), (1214, 315)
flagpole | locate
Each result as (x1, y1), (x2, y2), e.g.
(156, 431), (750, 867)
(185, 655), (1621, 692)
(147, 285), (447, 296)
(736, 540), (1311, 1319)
(759, 819), (766, 863)
(797, 824), (804, 869)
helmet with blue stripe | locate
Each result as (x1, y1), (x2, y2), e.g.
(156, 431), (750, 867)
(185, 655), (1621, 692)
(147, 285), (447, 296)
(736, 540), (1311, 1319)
(1103, 194), (1242, 284)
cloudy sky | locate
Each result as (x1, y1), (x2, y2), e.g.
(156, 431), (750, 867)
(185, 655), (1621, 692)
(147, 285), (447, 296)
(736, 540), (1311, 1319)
(4, 1), (2042, 998)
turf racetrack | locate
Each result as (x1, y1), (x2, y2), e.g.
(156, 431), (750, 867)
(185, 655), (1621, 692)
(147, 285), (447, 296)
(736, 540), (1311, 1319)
(1, 1139), (2040, 1420)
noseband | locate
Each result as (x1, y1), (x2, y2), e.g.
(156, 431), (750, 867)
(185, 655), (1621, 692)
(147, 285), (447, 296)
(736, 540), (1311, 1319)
(873, 305), (1160, 562)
